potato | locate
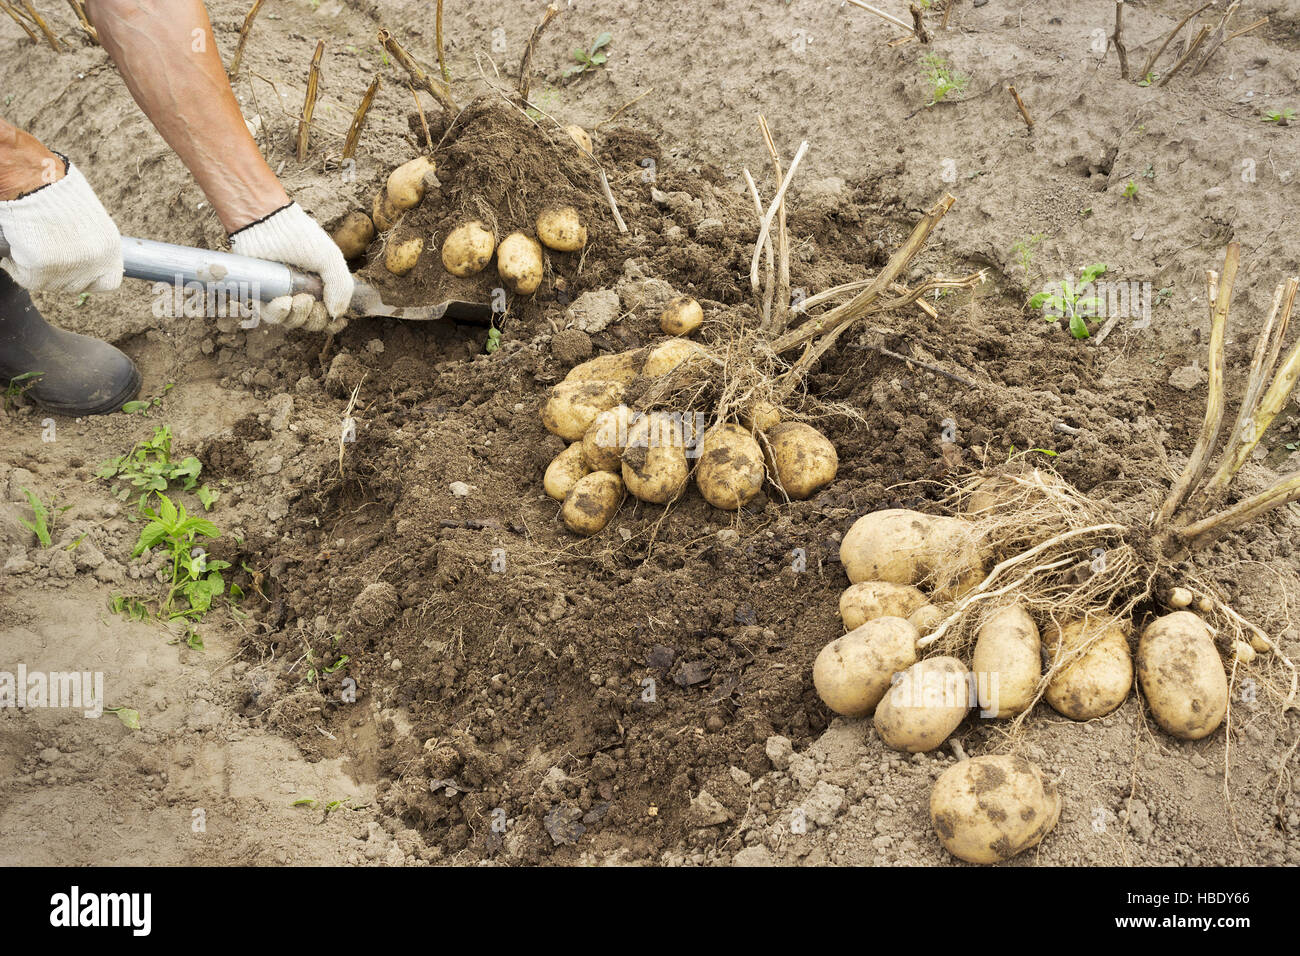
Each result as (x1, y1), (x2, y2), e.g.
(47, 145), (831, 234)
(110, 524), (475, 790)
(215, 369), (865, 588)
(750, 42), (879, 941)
(441, 221), (495, 277)
(1137, 611), (1229, 740)
(695, 424), (765, 510)
(840, 509), (985, 598)
(564, 349), (647, 384)
(582, 405), (631, 472)
(930, 755), (1061, 864)
(331, 211), (376, 260)
(908, 604), (946, 634)
(621, 412), (689, 504)
(764, 421), (838, 501)
(372, 188), (402, 232)
(565, 125), (593, 153)
(536, 205), (587, 252)
(384, 234), (424, 277)
(643, 337), (709, 376)
(386, 156), (434, 210)
(659, 296), (703, 335)
(742, 400), (781, 433)
(561, 470), (624, 536)
(812, 616), (918, 717)
(972, 604), (1040, 718)
(1232, 640), (1256, 664)
(1043, 616), (1133, 720)
(839, 581), (928, 631)
(874, 655), (970, 753)
(497, 232), (544, 294)
(544, 441), (591, 501)
(541, 379), (625, 441)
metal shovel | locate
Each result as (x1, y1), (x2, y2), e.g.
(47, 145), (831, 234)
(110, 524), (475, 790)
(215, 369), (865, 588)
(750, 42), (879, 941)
(0, 228), (494, 325)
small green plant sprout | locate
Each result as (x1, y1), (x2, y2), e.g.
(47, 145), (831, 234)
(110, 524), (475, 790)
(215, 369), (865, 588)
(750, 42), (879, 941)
(485, 327), (502, 353)
(1264, 108), (1295, 125)
(1029, 264), (1108, 340)
(564, 33), (611, 79)
(1136, 71), (1157, 87)
(18, 488), (69, 548)
(132, 493), (230, 620)
(97, 425), (214, 511)
(4, 371), (41, 410)
(1011, 233), (1047, 281)
(105, 706), (141, 730)
(120, 382), (174, 416)
(1122, 180), (1139, 199)
(1141, 163), (1155, 180)
(109, 594), (151, 621)
(921, 53), (968, 106)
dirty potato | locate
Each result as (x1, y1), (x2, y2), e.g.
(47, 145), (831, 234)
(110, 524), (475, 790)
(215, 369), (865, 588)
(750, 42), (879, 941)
(1137, 611), (1229, 740)
(930, 755), (1061, 864)
(1043, 616), (1133, 721)
(541, 379), (626, 441)
(561, 470), (624, 536)
(544, 441), (591, 501)
(331, 211), (376, 260)
(908, 604), (946, 634)
(742, 400), (782, 433)
(441, 221), (496, 277)
(582, 405), (632, 472)
(972, 603), (1041, 718)
(384, 234), (424, 276)
(497, 232), (544, 294)
(565, 125), (593, 152)
(874, 655), (971, 753)
(386, 156), (435, 210)
(621, 412), (689, 504)
(812, 616), (918, 717)
(839, 508), (985, 598)
(372, 188), (402, 232)
(659, 296), (704, 336)
(695, 423), (765, 510)
(764, 421), (838, 500)
(839, 581), (929, 631)
(536, 205), (588, 252)
(642, 337), (710, 377)
(564, 349), (647, 384)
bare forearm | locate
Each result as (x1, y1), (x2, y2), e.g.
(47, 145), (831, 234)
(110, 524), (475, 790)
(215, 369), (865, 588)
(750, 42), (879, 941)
(0, 118), (63, 200)
(84, 0), (287, 232)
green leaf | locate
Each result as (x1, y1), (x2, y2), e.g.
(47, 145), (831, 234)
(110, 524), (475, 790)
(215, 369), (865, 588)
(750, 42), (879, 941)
(592, 32), (612, 50)
(1069, 314), (1091, 339)
(106, 707), (141, 730)
(1080, 263), (1108, 284)
(197, 485), (219, 510)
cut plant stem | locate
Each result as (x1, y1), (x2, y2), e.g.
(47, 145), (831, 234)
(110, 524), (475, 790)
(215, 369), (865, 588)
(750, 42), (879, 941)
(1191, 0), (1239, 76)
(1111, 1), (1129, 79)
(909, 2), (931, 43)
(0, 1), (39, 42)
(759, 115), (792, 332)
(379, 28), (457, 112)
(342, 74), (380, 160)
(843, 0), (916, 35)
(66, 0), (97, 44)
(20, 1), (60, 51)
(517, 2), (559, 101)
(1158, 23), (1211, 86)
(747, 139), (809, 308)
(743, 168), (776, 329)
(1156, 243), (1239, 526)
(229, 0), (265, 77)
(435, 0), (450, 84)
(296, 40), (325, 163)
(409, 83), (433, 153)
(1201, 276), (1300, 496)
(1138, 1), (1213, 81)
(599, 169), (627, 233)
(1007, 85), (1034, 129)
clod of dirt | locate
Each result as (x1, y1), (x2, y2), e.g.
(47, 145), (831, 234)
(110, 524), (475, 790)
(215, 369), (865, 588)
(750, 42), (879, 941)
(551, 328), (594, 365)
(352, 582), (399, 625)
(565, 289), (622, 334)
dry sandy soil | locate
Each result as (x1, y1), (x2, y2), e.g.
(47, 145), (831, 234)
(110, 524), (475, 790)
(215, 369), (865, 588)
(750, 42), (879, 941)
(2, 0), (1299, 866)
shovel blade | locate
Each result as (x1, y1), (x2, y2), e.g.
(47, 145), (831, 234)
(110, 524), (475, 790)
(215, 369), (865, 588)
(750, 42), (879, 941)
(348, 282), (494, 325)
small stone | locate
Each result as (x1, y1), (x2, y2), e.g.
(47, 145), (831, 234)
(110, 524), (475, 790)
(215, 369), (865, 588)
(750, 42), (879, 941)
(449, 481), (471, 497)
(565, 289), (622, 334)
(765, 735), (794, 770)
(687, 789), (733, 826)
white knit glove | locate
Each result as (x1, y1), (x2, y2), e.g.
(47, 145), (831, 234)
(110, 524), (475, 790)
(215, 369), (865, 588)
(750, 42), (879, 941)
(230, 202), (354, 334)
(0, 158), (123, 294)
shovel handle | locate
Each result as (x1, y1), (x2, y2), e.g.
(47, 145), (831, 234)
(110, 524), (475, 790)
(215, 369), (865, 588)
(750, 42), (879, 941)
(0, 226), (323, 302)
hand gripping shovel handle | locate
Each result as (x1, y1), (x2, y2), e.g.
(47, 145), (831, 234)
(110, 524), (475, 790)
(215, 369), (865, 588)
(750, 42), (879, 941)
(0, 226), (324, 302)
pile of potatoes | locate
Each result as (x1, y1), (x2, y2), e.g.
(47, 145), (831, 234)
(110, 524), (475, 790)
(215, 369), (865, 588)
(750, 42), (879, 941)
(810, 503), (1242, 863)
(540, 301), (839, 536)
(330, 133), (595, 292)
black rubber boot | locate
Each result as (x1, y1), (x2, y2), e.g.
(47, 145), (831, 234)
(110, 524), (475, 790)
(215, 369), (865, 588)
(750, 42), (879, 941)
(0, 271), (140, 416)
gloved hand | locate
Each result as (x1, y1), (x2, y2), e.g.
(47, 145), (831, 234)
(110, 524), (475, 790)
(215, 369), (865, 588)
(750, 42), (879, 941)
(229, 202), (354, 334)
(0, 156), (124, 294)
